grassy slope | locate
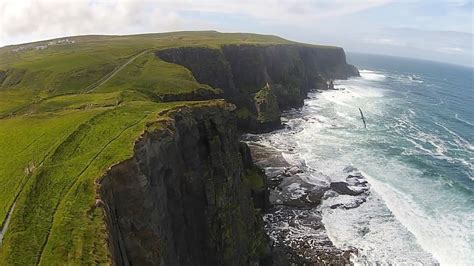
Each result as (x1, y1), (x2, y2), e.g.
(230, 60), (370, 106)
(95, 52), (220, 97)
(0, 109), (103, 228)
(0, 101), (216, 265)
(0, 31), (338, 264)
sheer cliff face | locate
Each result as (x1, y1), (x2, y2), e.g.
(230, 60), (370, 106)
(98, 45), (359, 265)
(99, 103), (268, 266)
(156, 44), (359, 132)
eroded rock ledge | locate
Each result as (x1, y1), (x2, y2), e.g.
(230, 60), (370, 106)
(99, 102), (270, 265)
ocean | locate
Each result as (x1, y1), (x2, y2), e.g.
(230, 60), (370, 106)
(255, 53), (473, 264)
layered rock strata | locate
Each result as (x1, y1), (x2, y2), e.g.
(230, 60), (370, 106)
(156, 44), (359, 132)
(100, 102), (270, 265)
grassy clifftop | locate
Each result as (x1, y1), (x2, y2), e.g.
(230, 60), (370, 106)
(0, 100), (229, 265)
(0, 31), (339, 116)
(0, 31), (347, 264)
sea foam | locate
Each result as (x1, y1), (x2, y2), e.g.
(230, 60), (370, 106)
(257, 62), (474, 264)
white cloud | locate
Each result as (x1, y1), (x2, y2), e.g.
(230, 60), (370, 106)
(438, 46), (465, 54)
(0, 0), (187, 46)
(0, 0), (471, 66)
(159, 0), (393, 24)
(0, 0), (392, 46)
(364, 38), (406, 46)
(346, 27), (473, 67)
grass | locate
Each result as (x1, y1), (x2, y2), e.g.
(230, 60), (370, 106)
(0, 100), (216, 265)
(0, 109), (104, 228)
(0, 31), (338, 117)
(96, 52), (219, 97)
(0, 89), (37, 115)
(244, 168), (266, 191)
(0, 108), (109, 265)
(0, 31), (340, 264)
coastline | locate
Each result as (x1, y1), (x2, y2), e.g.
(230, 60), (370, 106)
(4, 31), (472, 264)
(244, 80), (441, 264)
(244, 139), (361, 264)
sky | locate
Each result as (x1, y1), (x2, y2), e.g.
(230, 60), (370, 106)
(0, 0), (473, 67)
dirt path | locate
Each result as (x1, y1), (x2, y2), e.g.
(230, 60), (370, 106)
(37, 113), (149, 264)
(0, 49), (152, 119)
(0, 203), (15, 245)
(86, 49), (151, 93)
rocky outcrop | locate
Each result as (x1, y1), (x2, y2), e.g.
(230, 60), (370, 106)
(99, 101), (270, 265)
(0, 70), (5, 85)
(246, 142), (355, 265)
(254, 83), (281, 132)
(156, 44), (359, 132)
(0, 69), (25, 87)
(159, 87), (223, 102)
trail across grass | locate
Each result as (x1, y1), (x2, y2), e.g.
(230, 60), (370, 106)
(0, 101), (209, 264)
(0, 31), (340, 264)
(86, 49), (151, 93)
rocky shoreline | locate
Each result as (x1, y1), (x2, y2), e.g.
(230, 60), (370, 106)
(245, 138), (372, 265)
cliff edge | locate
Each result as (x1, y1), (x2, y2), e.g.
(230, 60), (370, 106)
(157, 44), (359, 132)
(100, 102), (270, 265)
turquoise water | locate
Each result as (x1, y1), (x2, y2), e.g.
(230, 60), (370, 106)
(260, 54), (473, 264)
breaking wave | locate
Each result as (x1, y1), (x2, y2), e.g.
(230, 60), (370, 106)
(256, 56), (474, 264)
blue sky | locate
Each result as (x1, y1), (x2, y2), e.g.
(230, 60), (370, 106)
(1, 0), (472, 67)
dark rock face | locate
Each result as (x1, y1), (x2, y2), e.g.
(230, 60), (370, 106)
(100, 102), (269, 265)
(98, 43), (362, 265)
(330, 182), (365, 196)
(327, 173), (371, 210)
(155, 47), (238, 98)
(156, 44), (359, 132)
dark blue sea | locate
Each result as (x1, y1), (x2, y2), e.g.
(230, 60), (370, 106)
(258, 53), (473, 263)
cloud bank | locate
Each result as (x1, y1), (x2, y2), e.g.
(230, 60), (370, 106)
(0, 0), (472, 66)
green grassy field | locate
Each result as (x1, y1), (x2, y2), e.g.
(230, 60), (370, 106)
(0, 100), (221, 265)
(0, 31), (337, 264)
(0, 31), (306, 116)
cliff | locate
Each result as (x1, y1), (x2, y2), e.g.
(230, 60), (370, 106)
(99, 102), (270, 265)
(97, 44), (359, 265)
(156, 44), (359, 132)
(0, 32), (359, 265)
